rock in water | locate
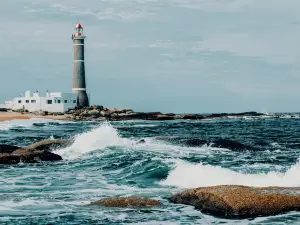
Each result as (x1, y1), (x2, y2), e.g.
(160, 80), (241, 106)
(0, 144), (20, 154)
(0, 154), (20, 164)
(89, 197), (163, 208)
(12, 149), (62, 163)
(0, 139), (68, 164)
(136, 139), (146, 144)
(169, 185), (300, 218)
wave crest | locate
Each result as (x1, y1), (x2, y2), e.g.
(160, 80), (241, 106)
(160, 160), (300, 188)
(54, 123), (134, 159)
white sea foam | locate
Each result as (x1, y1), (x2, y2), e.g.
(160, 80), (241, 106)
(0, 118), (68, 130)
(160, 160), (300, 188)
(54, 122), (231, 159)
(54, 122), (135, 159)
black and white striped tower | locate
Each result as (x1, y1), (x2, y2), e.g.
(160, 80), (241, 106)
(72, 23), (89, 107)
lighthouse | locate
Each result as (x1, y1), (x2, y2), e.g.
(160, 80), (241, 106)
(72, 23), (89, 107)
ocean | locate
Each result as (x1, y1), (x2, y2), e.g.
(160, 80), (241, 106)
(1, 117), (300, 224)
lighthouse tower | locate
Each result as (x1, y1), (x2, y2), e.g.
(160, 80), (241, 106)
(72, 23), (89, 107)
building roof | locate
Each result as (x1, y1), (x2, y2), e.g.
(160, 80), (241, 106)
(76, 23), (82, 29)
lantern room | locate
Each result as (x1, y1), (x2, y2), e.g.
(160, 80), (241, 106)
(74, 23), (84, 37)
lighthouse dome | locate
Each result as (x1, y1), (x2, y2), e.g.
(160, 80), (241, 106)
(76, 23), (83, 28)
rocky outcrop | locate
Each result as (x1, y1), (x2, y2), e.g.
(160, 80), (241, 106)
(89, 197), (163, 208)
(0, 153), (20, 164)
(12, 148), (62, 163)
(169, 185), (300, 218)
(207, 111), (264, 119)
(0, 144), (20, 154)
(63, 106), (269, 122)
(0, 139), (71, 164)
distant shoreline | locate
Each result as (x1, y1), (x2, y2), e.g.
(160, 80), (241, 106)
(2, 108), (300, 122)
(0, 112), (66, 122)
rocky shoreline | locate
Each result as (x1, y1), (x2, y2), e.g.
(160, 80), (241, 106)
(12, 106), (269, 122)
(3, 105), (300, 122)
(64, 106), (267, 121)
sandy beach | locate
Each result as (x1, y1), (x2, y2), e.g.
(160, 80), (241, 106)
(0, 111), (67, 121)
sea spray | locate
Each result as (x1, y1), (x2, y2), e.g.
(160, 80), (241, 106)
(54, 122), (135, 159)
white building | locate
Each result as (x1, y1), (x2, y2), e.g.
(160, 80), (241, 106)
(2, 91), (78, 113)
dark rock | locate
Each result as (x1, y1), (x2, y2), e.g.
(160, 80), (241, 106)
(207, 113), (228, 118)
(12, 149), (62, 163)
(212, 139), (255, 151)
(0, 144), (20, 154)
(10, 139), (70, 163)
(234, 111), (264, 117)
(0, 154), (20, 164)
(115, 112), (147, 120)
(206, 112), (265, 119)
(182, 114), (203, 120)
(89, 197), (163, 208)
(136, 139), (146, 144)
(169, 185), (300, 218)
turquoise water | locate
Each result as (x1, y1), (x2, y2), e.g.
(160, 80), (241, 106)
(1, 118), (300, 224)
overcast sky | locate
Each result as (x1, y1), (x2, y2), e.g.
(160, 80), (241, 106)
(1, 0), (300, 113)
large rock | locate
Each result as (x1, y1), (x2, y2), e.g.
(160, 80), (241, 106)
(169, 185), (300, 218)
(182, 114), (204, 120)
(12, 149), (62, 163)
(10, 139), (69, 163)
(19, 139), (72, 152)
(89, 197), (163, 208)
(0, 154), (20, 164)
(0, 144), (20, 154)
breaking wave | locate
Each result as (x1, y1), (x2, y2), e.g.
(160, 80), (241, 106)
(160, 160), (300, 188)
(53, 123), (226, 160)
(54, 123), (135, 159)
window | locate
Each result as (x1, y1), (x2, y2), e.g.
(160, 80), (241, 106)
(47, 100), (52, 104)
(64, 100), (67, 103)
(57, 100), (61, 104)
(26, 100), (29, 103)
(73, 100), (77, 103)
(18, 100), (22, 103)
(54, 100), (57, 104)
(31, 100), (36, 103)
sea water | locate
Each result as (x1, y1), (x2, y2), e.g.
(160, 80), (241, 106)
(1, 117), (300, 224)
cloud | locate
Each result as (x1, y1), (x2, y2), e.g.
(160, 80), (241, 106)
(192, 31), (300, 65)
(2, 0), (300, 112)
